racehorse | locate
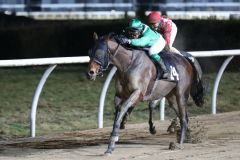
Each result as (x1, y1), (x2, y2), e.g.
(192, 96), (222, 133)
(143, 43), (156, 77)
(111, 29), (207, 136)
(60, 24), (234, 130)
(87, 33), (204, 155)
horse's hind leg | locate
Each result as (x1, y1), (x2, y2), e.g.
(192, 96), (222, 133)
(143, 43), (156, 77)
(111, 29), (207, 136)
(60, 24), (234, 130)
(167, 91), (189, 146)
(176, 94), (189, 145)
(166, 93), (180, 134)
(148, 100), (159, 134)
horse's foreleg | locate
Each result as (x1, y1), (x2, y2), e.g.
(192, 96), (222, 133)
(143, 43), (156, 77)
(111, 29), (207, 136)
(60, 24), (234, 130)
(113, 96), (133, 130)
(148, 100), (159, 134)
(108, 95), (122, 150)
(114, 95), (122, 121)
(105, 90), (141, 155)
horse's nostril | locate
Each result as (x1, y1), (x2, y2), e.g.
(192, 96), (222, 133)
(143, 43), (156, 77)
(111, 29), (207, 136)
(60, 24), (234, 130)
(89, 70), (95, 75)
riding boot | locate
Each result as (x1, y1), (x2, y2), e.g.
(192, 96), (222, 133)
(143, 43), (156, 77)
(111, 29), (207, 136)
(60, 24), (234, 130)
(157, 58), (171, 80)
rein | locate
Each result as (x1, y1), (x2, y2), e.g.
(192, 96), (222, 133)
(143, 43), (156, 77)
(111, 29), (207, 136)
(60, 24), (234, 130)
(110, 42), (134, 73)
(104, 42), (120, 70)
(110, 43), (120, 58)
(98, 42), (120, 73)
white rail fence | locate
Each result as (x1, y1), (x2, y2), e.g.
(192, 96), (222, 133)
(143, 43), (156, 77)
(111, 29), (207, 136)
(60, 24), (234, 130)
(0, 49), (239, 137)
(0, 56), (89, 137)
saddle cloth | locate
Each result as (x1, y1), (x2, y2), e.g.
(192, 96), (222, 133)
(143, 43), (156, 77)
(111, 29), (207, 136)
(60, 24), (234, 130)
(135, 47), (180, 81)
(157, 52), (179, 81)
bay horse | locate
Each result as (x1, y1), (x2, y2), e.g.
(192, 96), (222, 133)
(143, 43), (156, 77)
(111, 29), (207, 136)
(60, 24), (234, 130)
(87, 33), (204, 155)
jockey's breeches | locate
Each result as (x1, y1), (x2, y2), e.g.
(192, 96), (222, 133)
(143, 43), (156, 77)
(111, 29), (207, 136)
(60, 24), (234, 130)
(149, 36), (166, 55)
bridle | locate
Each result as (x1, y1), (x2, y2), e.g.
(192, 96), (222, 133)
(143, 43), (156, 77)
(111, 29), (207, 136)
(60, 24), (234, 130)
(89, 37), (120, 76)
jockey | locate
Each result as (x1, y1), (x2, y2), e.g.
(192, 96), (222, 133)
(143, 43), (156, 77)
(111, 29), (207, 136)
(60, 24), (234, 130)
(147, 11), (179, 53)
(147, 12), (203, 81)
(121, 18), (170, 80)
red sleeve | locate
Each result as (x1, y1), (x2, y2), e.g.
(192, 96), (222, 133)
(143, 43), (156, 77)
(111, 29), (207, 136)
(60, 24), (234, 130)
(159, 17), (172, 46)
(163, 32), (171, 46)
(163, 18), (172, 33)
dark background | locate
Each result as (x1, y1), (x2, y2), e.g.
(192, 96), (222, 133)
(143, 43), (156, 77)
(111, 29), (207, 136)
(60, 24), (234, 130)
(0, 13), (239, 72)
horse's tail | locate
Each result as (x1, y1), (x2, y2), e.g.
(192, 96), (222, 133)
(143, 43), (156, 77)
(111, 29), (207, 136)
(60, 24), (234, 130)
(189, 56), (206, 107)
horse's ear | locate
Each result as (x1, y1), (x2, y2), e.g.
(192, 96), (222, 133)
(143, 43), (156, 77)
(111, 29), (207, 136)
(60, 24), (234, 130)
(93, 32), (98, 41)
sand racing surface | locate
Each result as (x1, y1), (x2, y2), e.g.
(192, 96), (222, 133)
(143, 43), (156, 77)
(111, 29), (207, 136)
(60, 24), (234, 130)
(1, 111), (240, 160)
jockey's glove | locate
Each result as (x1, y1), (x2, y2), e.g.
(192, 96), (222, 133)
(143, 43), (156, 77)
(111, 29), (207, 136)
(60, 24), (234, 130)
(120, 37), (131, 45)
(151, 54), (160, 62)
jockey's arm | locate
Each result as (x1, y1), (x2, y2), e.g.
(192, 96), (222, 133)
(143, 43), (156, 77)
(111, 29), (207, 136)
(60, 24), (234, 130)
(163, 32), (171, 47)
(129, 36), (151, 47)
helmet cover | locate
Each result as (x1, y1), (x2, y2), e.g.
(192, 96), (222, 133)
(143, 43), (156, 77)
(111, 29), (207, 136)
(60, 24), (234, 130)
(148, 12), (161, 23)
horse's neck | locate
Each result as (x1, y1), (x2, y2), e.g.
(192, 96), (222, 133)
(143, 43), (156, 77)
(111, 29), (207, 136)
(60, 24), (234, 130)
(112, 47), (133, 72)
(106, 39), (133, 72)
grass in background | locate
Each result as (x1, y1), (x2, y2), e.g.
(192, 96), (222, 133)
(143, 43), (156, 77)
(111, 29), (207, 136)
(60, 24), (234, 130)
(0, 65), (239, 139)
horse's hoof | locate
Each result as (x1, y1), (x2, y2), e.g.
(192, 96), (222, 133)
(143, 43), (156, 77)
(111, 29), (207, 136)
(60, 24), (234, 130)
(104, 150), (112, 156)
(150, 126), (156, 135)
(169, 142), (176, 150)
(175, 143), (184, 150)
(169, 142), (184, 150)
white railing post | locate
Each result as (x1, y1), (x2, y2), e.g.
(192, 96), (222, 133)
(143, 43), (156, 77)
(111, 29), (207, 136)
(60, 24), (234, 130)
(160, 97), (166, 121)
(211, 56), (234, 114)
(30, 64), (57, 137)
(98, 66), (117, 128)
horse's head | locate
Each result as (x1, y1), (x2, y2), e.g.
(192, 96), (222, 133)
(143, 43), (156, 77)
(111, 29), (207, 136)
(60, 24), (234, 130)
(87, 33), (111, 80)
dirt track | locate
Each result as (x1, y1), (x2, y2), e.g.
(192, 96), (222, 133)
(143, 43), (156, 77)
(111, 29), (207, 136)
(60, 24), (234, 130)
(1, 111), (240, 160)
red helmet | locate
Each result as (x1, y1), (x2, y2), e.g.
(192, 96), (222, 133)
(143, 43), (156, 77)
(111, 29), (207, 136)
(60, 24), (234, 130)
(148, 12), (161, 23)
